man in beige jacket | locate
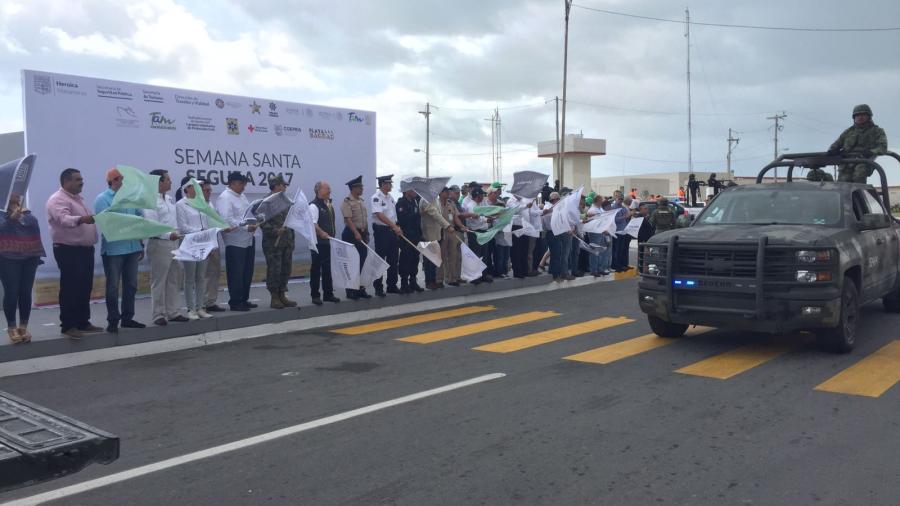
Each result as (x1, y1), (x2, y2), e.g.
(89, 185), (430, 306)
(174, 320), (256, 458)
(420, 187), (456, 289)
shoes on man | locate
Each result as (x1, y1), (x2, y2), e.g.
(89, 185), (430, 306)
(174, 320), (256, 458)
(196, 309), (213, 319)
(311, 297), (323, 306)
(106, 322), (118, 333)
(122, 320), (146, 329)
(323, 295), (340, 303)
(426, 282), (439, 290)
(526, 271), (540, 277)
(601, 270), (611, 276)
(154, 317), (168, 326)
(62, 329), (84, 340)
(169, 315), (190, 323)
(375, 289), (387, 297)
(564, 274), (576, 281)
(280, 291), (298, 307)
(482, 275), (493, 283)
(435, 282), (445, 289)
(205, 304), (226, 313)
(411, 284), (425, 293)
(80, 324), (104, 333)
(447, 281), (461, 287)
(358, 289), (373, 299)
(230, 304), (251, 312)
(187, 311), (201, 320)
(270, 290), (286, 309)
(346, 290), (360, 300)
(245, 302), (259, 309)
(386, 286), (401, 295)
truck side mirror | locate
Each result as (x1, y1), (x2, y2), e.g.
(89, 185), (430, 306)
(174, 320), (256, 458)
(859, 213), (890, 231)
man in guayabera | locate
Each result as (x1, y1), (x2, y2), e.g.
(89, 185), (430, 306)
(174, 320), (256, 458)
(649, 198), (677, 235)
(827, 104), (888, 183)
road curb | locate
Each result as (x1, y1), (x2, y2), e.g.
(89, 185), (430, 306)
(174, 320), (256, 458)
(0, 271), (636, 378)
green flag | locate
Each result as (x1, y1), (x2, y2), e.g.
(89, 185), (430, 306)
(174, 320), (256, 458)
(474, 206), (516, 245)
(184, 178), (229, 228)
(94, 212), (174, 242)
(109, 165), (159, 211)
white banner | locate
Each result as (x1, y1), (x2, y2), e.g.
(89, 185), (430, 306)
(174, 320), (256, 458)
(359, 242), (389, 287)
(172, 228), (222, 261)
(284, 188), (318, 253)
(460, 242), (487, 282)
(624, 216), (644, 238)
(417, 241), (442, 268)
(583, 209), (618, 235)
(22, 69), (375, 283)
(329, 238), (360, 290)
(550, 186), (583, 236)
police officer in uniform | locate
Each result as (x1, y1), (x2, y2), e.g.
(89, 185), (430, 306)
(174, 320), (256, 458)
(687, 174), (701, 207)
(370, 175), (403, 296)
(649, 198), (677, 235)
(396, 187), (424, 293)
(340, 176), (371, 300)
(309, 180), (340, 305)
(827, 104), (888, 183)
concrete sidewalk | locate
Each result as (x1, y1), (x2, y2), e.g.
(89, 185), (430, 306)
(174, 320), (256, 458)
(0, 268), (637, 366)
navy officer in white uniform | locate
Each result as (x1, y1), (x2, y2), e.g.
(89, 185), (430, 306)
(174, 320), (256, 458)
(370, 174), (403, 296)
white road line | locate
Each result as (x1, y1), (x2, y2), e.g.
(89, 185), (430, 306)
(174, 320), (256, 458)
(3, 373), (506, 506)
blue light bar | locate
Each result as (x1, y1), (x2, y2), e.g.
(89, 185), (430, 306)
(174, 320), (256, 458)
(686, 280), (696, 286)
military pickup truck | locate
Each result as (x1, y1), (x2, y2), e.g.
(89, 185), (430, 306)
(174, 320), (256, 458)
(637, 152), (900, 353)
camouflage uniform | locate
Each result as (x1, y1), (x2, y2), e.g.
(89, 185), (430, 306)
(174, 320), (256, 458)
(649, 203), (676, 234)
(806, 167), (834, 182)
(829, 104), (888, 183)
(261, 207), (294, 292)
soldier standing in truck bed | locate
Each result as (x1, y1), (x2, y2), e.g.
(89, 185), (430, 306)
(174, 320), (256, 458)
(827, 104), (888, 183)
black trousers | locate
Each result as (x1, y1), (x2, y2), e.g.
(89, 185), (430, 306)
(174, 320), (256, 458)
(341, 227), (367, 295)
(511, 228), (529, 277)
(689, 188), (698, 207)
(309, 241), (333, 298)
(53, 244), (95, 332)
(0, 256), (39, 326)
(225, 240), (255, 307)
(398, 238), (420, 286)
(372, 225), (398, 291)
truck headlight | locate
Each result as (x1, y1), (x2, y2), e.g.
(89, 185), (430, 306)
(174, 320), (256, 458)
(796, 270), (832, 282)
(646, 247), (665, 258)
(646, 264), (660, 275)
(797, 250), (832, 263)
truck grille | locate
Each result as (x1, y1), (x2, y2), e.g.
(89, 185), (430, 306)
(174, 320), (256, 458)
(674, 247), (757, 278)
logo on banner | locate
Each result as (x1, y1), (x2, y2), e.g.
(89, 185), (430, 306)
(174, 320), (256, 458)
(268, 102), (279, 118)
(149, 112), (176, 130)
(247, 124), (269, 134)
(250, 101), (262, 114)
(348, 112), (371, 125)
(97, 85), (134, 101)
(186, 116), (215, 132)
(274, 125), (302, 137)
(309, 128), (334, 140)
(143, 90), (164, 103)
(215, 98), (224, 109)
(226, 117), (239, 135)
(33, 75), (52, 95)
(284, 106), (300, 115)
(175, 94), (210, 107)
(303, 107), (314, 117)
(55, 79), (86, 96)
(115, 106), (140, 128)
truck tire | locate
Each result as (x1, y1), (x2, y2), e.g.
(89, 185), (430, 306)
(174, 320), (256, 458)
(818, 279), (859, 354)
(883, 288), (900, 313)
(648, 315), (688, 338)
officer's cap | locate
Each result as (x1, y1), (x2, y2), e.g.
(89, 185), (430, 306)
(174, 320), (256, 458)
(376, 174), (393, 185)
(471, 187), (485, 197)
(448, 185), (460, 192)
(346, 175), (363, 189)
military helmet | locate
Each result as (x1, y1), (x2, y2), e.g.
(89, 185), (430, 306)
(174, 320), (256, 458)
(852, 104), (873, 117)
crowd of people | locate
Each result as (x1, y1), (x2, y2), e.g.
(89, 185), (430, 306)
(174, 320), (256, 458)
(0, 169), (675, 344)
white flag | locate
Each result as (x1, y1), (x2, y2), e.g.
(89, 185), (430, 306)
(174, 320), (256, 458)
(550, 186), (583, 236)
(624, 216), (644, 238)
(583, 209), (618, 235)
(285, 188), (318, 253)
(417, 241), (442, 268)
(172, 228), (221, 262)
(359, 242), (389, 287)
(459, 242), (487, 282)
(329, 238), (360, 289)
(575, 235), (606, 256)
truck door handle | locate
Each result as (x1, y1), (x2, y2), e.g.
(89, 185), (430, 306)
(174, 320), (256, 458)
(876, 237), (885, 245)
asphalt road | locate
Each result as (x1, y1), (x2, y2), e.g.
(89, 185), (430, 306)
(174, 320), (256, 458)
(2, 278), (899, 505)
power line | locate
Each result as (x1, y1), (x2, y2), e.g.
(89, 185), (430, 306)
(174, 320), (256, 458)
(566, 98), (767, 117)
(572, 4), (900, 32)
(605, 152), (770, 164)
(430, 148), (534, 157)
(432, 102), (546, 112)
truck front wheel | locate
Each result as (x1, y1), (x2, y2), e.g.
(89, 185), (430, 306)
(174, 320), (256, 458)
(818, 279), (859, 354)
(648, 316), (688, 338)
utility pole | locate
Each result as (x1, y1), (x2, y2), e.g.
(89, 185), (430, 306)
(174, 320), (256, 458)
(685, 7), (693, 174)
(484, 109), (496, 182)
(496, 108), (502, 183)
(766, 111), (787, 181)
(418, 102), (436, 177)
(559, 0), (573, 188)
(727, 128), (740, 179)
(546, 97), (561, 184)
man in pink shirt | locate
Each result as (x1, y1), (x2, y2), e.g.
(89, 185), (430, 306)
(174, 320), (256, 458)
(45, 168), (103, 339)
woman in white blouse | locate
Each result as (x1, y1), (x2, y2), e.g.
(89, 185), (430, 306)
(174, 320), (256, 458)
(175, 177), (214, 319)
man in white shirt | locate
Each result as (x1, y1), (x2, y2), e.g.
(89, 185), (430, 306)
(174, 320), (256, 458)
(201, 180), (226, 313)
(462, 187), (493, 284)
(370, 174), (402, 296)
(176, 176), (214, 320)
(215, 172), (258, 311)
(144, 170), (188, 326)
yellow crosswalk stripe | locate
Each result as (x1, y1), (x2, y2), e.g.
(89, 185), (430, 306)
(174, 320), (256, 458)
(675, 342), (796, 379)
(473, 317), (634, 353)
(563, 326), (713, 364)
(397, 311), (560, 344)
(331, 305), (496, 335)
(814, 340), (900, 398)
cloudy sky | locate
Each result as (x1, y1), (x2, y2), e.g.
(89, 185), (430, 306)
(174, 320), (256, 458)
(1, 0), (898, 184)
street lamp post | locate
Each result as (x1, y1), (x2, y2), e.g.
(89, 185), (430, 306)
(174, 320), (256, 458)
(559, 0), (573, 188)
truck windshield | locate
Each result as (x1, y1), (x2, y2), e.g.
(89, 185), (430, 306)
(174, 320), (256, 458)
(696, 190), (842, 226)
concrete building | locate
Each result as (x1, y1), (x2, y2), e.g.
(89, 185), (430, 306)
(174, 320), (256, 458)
(537, 134), (606, 191)
(591, 170), (724, 199)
